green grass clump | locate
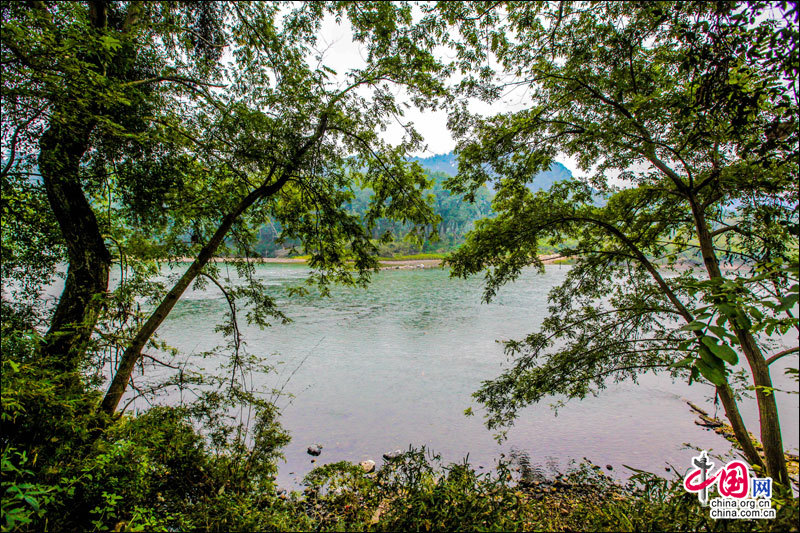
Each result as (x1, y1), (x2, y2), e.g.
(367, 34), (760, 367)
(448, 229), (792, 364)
(298, 454), (798, 532)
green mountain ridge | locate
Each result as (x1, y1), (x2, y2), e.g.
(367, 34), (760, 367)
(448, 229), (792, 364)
(412, 152), (574, 190)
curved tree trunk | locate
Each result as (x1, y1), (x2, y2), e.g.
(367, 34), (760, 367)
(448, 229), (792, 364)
(595, 206), (778, 481)
(99, 184), (267, 414)
(31, 0), (149, 386)
(691, 198), (789, 486)
(38, 118), (111, 379)
(100, 113), (330, 415)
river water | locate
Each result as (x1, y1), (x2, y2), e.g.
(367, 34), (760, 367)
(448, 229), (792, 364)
(144, 263), (798, 487)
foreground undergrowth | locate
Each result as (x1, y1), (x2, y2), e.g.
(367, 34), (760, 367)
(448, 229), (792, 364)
(2, 336), (797, 532)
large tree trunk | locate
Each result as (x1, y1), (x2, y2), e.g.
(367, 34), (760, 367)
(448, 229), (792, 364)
(691, 199), (789, 486)
(38, 118), (111, 378)
(33, 0), (117, 380)
(732, 327), (789, 485)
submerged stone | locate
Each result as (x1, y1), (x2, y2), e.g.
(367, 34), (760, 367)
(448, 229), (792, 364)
(307, 444), (323, 456)
(382, 449), (403, 461)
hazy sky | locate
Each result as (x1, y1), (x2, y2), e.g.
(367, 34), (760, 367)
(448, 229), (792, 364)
(314, 16), (455, 155)
(313, 12), (588, 179)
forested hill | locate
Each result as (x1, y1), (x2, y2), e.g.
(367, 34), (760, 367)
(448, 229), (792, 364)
(256, 153), (574, 257)
(412, 152), (573, 191)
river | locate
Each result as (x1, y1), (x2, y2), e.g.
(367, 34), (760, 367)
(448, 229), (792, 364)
(140, 263), (798, 488)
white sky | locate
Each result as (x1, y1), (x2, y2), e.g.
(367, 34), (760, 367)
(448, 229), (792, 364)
(313, 6), (794, 186)
(312, 12), (609, 182)
(315, 16), (532, 152)
(313, 14), (597, 182)
(314, 16), (452, 155)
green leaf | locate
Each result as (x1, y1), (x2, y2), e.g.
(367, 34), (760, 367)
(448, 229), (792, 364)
(717, 303), (737, 318)
(775, 293), (799, 313)
(699, 345), (725, 371)
(680, 321), (706, 331)
(695, 360), (727, 386)
(670, 356), (694, 368)
(99, 35), (122, 51)
(706, 325), (729, 339)
(701, 337), (738, 365)
(734, 310), (752, 330)
(748, 307), (764, 322)
(677, 339), (693, 350)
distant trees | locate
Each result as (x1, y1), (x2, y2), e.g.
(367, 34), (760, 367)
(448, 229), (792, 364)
(440, 1), (798, 486)
(338, 169), (494, 253)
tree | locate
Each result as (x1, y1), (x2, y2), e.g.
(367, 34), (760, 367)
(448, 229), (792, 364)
(2, 1), (443, 413)
(438, 1), (798, 486)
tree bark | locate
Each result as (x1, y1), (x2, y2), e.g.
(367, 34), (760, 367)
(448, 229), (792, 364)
(38, 118), (111, 378)
(716, 383), (767, 472)
(732, 326), (789, 485)
(690, 197), (789, 486)
(32, 0), (126, 380)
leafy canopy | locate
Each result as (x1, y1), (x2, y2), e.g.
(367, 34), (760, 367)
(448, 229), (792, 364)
(437, 1), (798, 434)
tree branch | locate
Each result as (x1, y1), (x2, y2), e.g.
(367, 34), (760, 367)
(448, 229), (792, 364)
(100, 112), (330, 415)
(140, 353), (180, 370)
(766, 347), (799, 366)
(197, 271), (243, 390)
(709, 223), (749, 238)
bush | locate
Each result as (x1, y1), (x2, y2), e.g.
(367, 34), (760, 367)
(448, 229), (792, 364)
(302, 449), (532, 531)
(1, 328), (296, 532)
(298, 451), (799, 532)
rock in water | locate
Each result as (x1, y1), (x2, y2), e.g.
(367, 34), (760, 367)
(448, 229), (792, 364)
(307, 444), (323, 456)
(360, 460), (376, 473)
(383, 449), (403, 461)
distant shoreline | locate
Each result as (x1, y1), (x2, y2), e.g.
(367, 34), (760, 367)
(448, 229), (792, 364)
(163, 254), (567, 269)
(156, 254), (718, 270)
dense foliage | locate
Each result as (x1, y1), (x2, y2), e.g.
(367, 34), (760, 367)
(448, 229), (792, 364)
(2, 0), (798, 531)
(1, 0), (443, 415)
(441, 0), (799, 486)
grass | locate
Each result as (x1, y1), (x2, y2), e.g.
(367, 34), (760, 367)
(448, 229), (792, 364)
(295, 452), (799, 532)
